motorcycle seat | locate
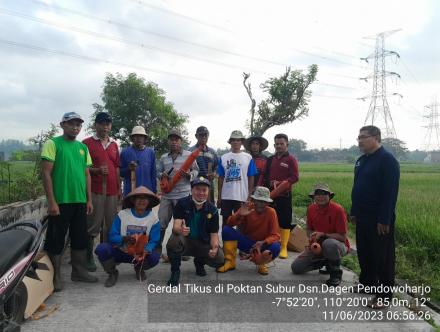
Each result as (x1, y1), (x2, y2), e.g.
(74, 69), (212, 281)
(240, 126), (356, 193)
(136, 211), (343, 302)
(0, 229), (34, 278)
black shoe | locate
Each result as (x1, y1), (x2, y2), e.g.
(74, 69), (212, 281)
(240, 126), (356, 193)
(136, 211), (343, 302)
(194, 257), (207, 276)
(195, 264), (207, 276)
(325, 260), (342, 287)
(167, 271), (180, 286)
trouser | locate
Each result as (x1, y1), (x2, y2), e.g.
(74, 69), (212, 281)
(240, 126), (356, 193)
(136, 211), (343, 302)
(44, 203), (88, 255)
(158, 197), (180, 254)
(222, 225), (281, 258)
(273, 193), (295, 230)
(356, 217), (395, 300)
(87, 193), (118, 241)
(95, 243), (160, 269)
(220, 199), (243, 226)
(166, 234), (224, 267)
(291, 239), (347, 274)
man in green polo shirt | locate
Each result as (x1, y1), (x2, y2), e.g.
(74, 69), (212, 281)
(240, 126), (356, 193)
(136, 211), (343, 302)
(41, 112), (98, 291)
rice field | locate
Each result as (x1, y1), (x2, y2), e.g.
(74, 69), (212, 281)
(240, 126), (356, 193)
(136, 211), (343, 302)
(292, 162), (440, 303)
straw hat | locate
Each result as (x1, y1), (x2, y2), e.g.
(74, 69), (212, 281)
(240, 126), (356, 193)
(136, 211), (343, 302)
(124, 186), (160, 209)
(244, 136), (269, 152)
(130, 126), (148, 137)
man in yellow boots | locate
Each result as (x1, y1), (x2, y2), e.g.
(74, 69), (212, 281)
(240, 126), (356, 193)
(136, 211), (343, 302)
(264, 134), (299, 259)
(217, 186), (281, 275)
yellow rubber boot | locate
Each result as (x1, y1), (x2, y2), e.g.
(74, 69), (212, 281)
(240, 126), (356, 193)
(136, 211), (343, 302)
(279, 228), (290, 259)
(258, 264), (268, 275)
(217, 241), (238, 273)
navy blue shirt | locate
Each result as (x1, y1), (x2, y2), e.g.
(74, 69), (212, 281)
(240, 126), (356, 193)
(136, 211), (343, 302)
(173, 195), (219, 243)
(189, 144), (218, 178)
(351, 146), (400, 225)
(120, 146), (157, 196)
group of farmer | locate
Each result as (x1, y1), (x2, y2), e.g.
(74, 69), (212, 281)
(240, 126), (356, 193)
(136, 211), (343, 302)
(41, 111), (399, 310)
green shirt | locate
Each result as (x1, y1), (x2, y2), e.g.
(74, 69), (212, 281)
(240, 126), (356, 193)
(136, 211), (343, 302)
(41, 135), (92, 204)
(188, 211), (201, 240)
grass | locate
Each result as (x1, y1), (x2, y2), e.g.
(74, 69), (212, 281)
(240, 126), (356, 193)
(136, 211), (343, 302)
(293, 162), (440, 303)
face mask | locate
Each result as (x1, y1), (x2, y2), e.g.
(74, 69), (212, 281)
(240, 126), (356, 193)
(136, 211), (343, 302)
(192, 197), (207, 206)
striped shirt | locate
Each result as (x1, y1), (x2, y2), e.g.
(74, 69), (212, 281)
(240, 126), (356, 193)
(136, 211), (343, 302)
(157, 150), (199, 199)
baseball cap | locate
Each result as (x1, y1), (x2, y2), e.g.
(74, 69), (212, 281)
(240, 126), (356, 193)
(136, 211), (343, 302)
(95, 112), (112, 123)
(191, 176), (211, 187)
(61, 112), (84, 123)
(196, 126), (209, 135)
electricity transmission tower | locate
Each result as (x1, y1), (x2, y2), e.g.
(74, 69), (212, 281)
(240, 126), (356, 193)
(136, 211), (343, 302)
(360, 29), (401, 138)
(423, 96), (440, 151)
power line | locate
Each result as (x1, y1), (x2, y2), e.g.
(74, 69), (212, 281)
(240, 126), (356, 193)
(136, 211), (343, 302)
(127, 0), (233, 33)
(26, 0), (291, 68)
(0, 38), (240, 86)
(0, 7), (357, 91)
(25, 0), (366, 71)
(0, 8), (273, 75)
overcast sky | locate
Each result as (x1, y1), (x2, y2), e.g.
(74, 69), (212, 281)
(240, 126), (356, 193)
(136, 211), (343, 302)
(0, 0), (439, 152)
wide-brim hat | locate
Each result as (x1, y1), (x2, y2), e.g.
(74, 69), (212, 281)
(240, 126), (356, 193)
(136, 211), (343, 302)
(130, 126), (148, 137)
(250, 186), (273, 203)
(124, 186), (160, 209)
(244, 136), (269, 152)
(308, 183), (335, 199)
(228, 130), (246, 144)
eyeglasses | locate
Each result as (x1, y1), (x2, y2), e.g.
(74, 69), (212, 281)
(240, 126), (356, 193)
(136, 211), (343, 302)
(136, 195), (150, 200)
(314, 190), (330, 196)
(357, 135), (374, 141)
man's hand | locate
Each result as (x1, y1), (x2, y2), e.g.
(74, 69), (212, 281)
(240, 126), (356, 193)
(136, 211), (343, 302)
(208, 246), (218, 258)
(86, 200), (93, 215)
(207, 171), (215, 181)
(100, 164), (109, 175)
(311, 231), (326, 242)
(129, 161), (137, 171)
(377, 223), (390, 236)
(47, 200), (60, 216)
(181, 220), (190, 236)
(237, 202), (254, 216)
(252, 241), (265, 251)
(179, 169), (191, 180)
(122, 235), (136, 245)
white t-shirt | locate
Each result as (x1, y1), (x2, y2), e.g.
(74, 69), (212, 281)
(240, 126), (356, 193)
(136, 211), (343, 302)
(218, 151), (257, 202)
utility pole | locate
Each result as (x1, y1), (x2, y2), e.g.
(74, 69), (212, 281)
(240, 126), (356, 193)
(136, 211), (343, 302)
(360, 29), (401, 139)
(423, 96), (440, 151)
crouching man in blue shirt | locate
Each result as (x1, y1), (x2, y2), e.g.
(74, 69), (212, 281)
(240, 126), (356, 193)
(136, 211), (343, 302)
(167, 176), (224, 286)
(95, 186), (161, 287)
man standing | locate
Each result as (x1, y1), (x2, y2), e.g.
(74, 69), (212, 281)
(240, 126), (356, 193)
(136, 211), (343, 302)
(217, 130), (257, 223)
(120, 126), (157, 196)
(167, 176), (224, 286)
(41, 112), (98, 291)
(244, 135), (268, 187)
(157, 129), (198, 259)
(189, 126), (218, 203)
(351, 125), (400, 308)
(265, 133), (299, 259)
(83, 112), (120, 271)
(291, 183), (350, 286)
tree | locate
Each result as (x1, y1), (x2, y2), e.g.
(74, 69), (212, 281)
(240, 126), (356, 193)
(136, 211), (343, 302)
(288, 138), (307, 155)
(243, 65), (318, 136)
(382, 137), (408, 160)
(92, 73), (188, 156)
